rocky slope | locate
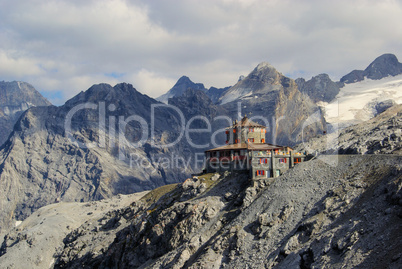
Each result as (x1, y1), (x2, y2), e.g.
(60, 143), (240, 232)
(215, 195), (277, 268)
(0, 81), (51, 145)
(219, 62), (326, 146)
(340, 53), (402, 84)
(298, 104), (402, 155)
(0, 191), (148, 269)
(2, 154), (397, 269)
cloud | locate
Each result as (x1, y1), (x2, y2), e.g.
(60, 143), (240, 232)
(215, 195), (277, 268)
(131, 69), (176, 98)
(0, 50), (43, 77)
(0, 0), (401, 105)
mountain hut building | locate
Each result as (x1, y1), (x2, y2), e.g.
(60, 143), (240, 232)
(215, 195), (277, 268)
(204, 116), (305, 179)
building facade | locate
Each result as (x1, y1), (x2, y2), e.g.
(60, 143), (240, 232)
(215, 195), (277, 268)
(205, 116), (305, 179)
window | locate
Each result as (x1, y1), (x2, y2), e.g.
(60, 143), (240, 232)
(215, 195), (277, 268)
(249, 128), (254, 132)
(276, 169), (280, 177)
(248, 138), (254, 143)
(260, 158), (268, 164)
(261, 138), (265, 143)
(279, 158), (287, 163)
(256, 170), (265, 176)
(294, 158), (301, 164)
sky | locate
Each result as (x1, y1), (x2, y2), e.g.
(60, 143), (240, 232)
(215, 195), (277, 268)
(0, 0), (402, 105)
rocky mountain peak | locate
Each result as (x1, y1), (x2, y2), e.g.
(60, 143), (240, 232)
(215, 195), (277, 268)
(364, 53), (402, 79)
(0, 81), (51, 145)
(296, 73), (341, 103)
(217, 62), (324, 145)
(218, 62), (283, 105)
(157, 76), (207, 104)
(171, 76), (206, 93)
(340, 53), (402, 83)
(255, 61), (275, 71)
(249, 61), (281, 83)
(175, 75), (194, 85)
(0, 81), (51, 107)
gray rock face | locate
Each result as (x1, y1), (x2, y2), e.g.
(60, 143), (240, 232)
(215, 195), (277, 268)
(156, 76), (207, 104)
(0, 81), (51, 145)
(375, 99), (396, 114)
(219, 62), (326, 146)
(296, 73), (341, 103)
(341, 53), (402, 83)
(0, 83), (198, 234)
(205, 86), (230, 104)
(219, 62), (283, 104)
(168, 88), (227, 149)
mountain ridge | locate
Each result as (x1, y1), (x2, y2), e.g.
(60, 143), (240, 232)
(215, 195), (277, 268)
(340, 53), (402, 84)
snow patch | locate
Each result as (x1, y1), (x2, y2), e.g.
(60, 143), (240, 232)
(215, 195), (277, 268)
(323, 74), (402, 131)
(220, 88), (253, 104)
